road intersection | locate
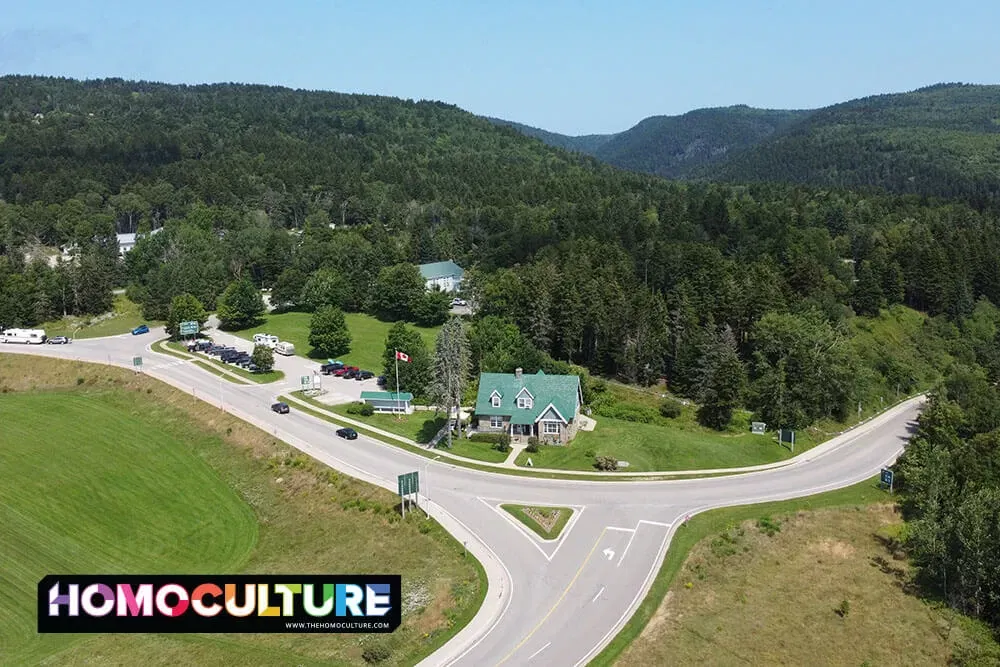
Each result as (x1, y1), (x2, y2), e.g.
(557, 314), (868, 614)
(0, 330), (923, 666)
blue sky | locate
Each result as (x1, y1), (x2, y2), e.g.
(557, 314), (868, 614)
(1, 1), (998, 134)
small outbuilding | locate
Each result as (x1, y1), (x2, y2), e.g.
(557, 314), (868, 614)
(360, 391), (414, 415)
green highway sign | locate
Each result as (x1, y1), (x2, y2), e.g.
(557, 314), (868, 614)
(179, 321), (199, 336)
(397, 471), (419, 496)
(881, 468), (894, 493)
(133, 356), (142, 367)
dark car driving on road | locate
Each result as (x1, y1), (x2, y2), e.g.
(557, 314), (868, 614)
(271, 402), (290, 414)
(336, 427), (358, 440)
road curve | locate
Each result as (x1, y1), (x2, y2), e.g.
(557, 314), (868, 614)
(0, 333), (922, 666)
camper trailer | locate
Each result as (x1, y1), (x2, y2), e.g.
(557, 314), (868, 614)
(1, 328), (47, 344)
(253, 333), (280, 348)
(274, 341), (295, 356)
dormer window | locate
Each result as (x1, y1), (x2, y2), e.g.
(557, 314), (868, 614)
(517, 397), (532, 409)
(491, 396), (501, 407)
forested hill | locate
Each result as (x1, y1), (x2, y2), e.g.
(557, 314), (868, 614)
(488, 106), (807, 177)
(495, 84), (1000, 205)
(694, 83), (1000, 205)
(0, 74), (633, 223)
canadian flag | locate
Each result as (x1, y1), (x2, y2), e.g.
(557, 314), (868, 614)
(395, 350), (411, 363)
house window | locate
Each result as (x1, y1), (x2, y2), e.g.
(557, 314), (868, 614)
(517, 397), (532, 409)
(491, 396), (501, 408)
(490, 416), (504, 429)
(543, 422), (560, 435)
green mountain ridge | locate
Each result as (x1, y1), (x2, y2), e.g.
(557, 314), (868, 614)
(493, 83), (1000, 204)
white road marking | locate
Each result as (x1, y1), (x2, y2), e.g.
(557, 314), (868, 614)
(638, 519), (672, 527)
(591, 586), (605, 603)
(617, 529), (637, 567)
(476, 497), (586, 562)
(526, 642), (551, 661)
(605, 526), (636, 533)
(602, 548), (615, 560)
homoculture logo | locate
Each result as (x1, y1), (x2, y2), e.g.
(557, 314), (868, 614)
(38, 575), (401, 633)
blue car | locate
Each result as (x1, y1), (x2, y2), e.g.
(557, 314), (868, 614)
(132, 324), (150, 335)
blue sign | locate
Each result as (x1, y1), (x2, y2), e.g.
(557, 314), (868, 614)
(881, 468), (894, 487)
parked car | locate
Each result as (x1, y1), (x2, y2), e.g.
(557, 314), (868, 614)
(356, 370), (374, 380)
(320, 362), (344, 375)
(336, 427), (358, 440)
(377, 375), (387, 386)
(343, 370), (358, 379)
(451, 298), (467, 307)
(46, 336), (70, 345)
(131, 324), (150, 335)
(333, 367), (350, 377)
(246, 363), (259, 372)
(271, 402), (290, 414)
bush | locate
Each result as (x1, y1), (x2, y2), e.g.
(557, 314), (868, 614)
(346, 401), (366, 415)
(362, 642), (392, 663)
(836, 599), (850, 618)
(494, 433), (512, 453)
(469, 432), (507, 444)
(360, 402), (375, 416)
(525, 437), (540, 453)
(659, 399), (683, 419)
(595, 455), (619, 471)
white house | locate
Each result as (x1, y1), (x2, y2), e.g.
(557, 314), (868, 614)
(117, 227), (163, 256)
(418, 260), (464, 293)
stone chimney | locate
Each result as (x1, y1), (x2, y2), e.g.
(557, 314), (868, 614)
(514, 367), (523, 380)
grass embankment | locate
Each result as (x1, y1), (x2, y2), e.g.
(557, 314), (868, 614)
(592, 477), (1000, 666)
(0, 355), (483, 667)
(165, 341), (285, 384)
(232, 311), (441, 371)
(613, 503), (1000, 666)
(501, 505), (574, 540)
(296, 394), (506, 463)
(41, 294), (161, 339)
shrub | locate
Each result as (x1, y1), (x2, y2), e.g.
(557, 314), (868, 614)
(346, 401), (366, 415)
(360, 402), (375, 416)
(595, 455), (619, 471)
(469, 432), (506, 444)
(757, 516), (781, 536)
(836, 599), (851, 617)
(525, 437), (540, 453)
(659, 399), (683, 419)
(362, 642), (392, 664)
(494, 433), (512, 453)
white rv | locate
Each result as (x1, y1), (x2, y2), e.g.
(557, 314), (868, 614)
(1, 328), (47, 344)
(274, 341), (295, 356)
(252, 333), (280, 349)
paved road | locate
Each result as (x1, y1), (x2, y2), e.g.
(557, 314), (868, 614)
(0, 332), (922, 666)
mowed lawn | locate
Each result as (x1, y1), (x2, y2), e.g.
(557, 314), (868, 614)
(515, 416), (809, 472)
(0, 355), (483, 666)
(40, 294), (162, 339)
(233, 311), (440, 372)
(616, 506), (1000, 666)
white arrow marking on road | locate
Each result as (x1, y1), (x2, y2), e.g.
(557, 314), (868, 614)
(602, 548), (615, 560)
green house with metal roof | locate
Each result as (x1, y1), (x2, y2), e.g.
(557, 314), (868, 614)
(360, 390), (414, 415)
(473, 368), (583, 444)
(418, 260), (464, 292)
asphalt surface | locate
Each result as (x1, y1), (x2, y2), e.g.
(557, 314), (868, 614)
(0, 330), (922, 666)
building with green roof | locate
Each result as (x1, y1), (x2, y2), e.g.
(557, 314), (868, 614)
(360, 390), (414, 414)
(473, 367), (583, 444)
(418, 260), (464, 292)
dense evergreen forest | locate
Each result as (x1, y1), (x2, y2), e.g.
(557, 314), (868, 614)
(499, 83), (1000, 206)
(3, 73), (1000, 638)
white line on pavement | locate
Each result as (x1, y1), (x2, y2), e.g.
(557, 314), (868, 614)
(605, 526), (636, 533)
(526, 642), (551, 661)
(591, 586), (605, 603)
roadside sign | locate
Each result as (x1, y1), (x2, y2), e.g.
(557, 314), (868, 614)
(751, 421), (767, 434)
(881, 468), (894, 493)
(301, 375), (311, 390)
(397, 471), (419, 518)
(179, 321), (199, 336)
(133, 356), (142, 367)
(779, 428), (795, 452)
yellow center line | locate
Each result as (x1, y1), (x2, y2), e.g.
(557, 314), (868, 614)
(496, 527), (608, 666)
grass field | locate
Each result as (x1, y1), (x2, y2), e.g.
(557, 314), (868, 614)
(165, 341), (285, 384)
(501, 505), (573, 540)
(614, 505), (1000, 666)
(40, 294), (161, 339)
(326, 402), (448, 444)
(0, 355), (483, 666)
(436, 437), (510, 463)
(232, 311), (441, 372)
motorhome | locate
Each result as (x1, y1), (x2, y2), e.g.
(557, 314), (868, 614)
(1, 328), (47, 344)
(274, 341), (295, 356)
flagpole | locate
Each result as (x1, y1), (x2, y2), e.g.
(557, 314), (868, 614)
(395, 348), (401, 418)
